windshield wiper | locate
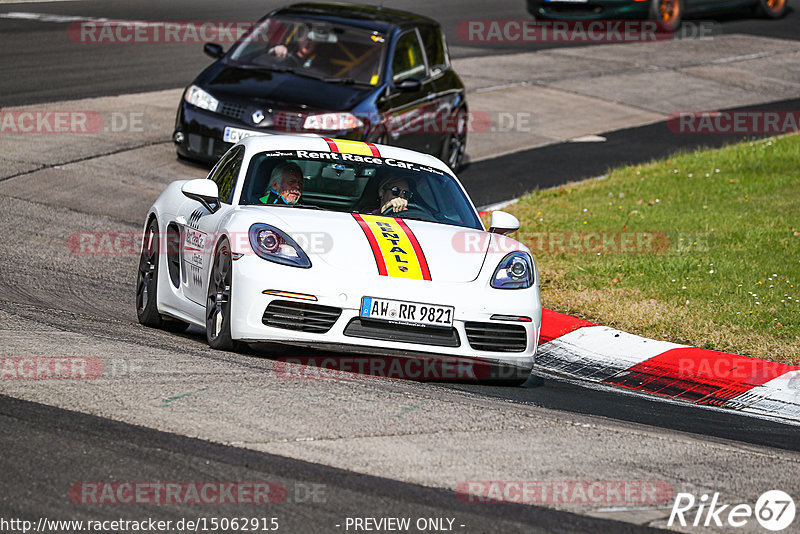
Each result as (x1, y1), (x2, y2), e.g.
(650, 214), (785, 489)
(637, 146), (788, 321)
(322, 77), (372, 86)
(246, 65), (326, 81)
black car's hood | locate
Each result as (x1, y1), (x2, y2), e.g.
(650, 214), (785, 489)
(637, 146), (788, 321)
(195, 61), (375, 111)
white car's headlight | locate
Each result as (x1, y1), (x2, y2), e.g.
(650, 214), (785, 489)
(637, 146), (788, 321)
(491, 252), (534, 289)
(248, 224), (311, 268)
(303, 112), (364, 131)
(184, 85), (219, 113)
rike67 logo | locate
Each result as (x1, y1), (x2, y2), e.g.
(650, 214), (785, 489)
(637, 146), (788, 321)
(669, 490), (795, 531)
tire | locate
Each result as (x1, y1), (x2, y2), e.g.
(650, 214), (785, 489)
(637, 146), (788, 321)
(441, 108), (467, 173)
(205, 238), (241, 351)
(136, 219), (190, 332)
(756, 0), (788, 18)
(136, 219), (163, 327)
(650, 0), (684, 31)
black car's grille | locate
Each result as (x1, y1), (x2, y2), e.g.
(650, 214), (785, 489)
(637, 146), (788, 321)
(187, 134), (228, 158)
(464, 321), (527, 352)
(344, 318), (460, 348)
(262, 301), (342, 333)
(218, 101), (247, 121)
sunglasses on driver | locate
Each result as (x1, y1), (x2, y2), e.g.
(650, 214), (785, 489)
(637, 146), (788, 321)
(388, 186), (413, 200)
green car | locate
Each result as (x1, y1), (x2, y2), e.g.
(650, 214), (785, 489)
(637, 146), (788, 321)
(526, 0), (788, 30)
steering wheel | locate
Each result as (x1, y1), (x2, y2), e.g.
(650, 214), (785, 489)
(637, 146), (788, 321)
(381, 204), (436, 222)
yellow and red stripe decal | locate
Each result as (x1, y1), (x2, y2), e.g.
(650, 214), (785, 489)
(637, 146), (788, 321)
(352, 214), (431, 280)
(323, 137), (381, 157)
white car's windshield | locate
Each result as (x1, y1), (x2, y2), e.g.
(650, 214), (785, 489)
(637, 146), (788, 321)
(228, 17), (386, 86)
(240, 149), (482, 230)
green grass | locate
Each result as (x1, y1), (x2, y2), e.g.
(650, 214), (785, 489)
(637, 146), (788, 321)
(509, 134), (800, 364)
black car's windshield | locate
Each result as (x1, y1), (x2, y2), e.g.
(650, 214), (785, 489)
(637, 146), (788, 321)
(228, 17), (386, 86)
(240, 149), (482, 230)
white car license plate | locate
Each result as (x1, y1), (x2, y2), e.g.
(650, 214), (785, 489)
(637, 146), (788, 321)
(361, 297), (454, 328)
(223, 126), (267, 143)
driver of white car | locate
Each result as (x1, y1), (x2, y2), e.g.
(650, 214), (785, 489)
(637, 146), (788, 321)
(260, 162), (304, 205)
(373, 175), (411, 214)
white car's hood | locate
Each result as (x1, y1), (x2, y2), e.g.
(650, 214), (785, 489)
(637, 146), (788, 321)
(236, 207), (491, 283)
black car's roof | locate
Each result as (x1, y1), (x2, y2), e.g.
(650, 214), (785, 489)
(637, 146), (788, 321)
(270, 2), (437, 33)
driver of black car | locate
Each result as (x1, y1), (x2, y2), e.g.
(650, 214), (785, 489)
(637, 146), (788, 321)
(372, 176), (411, 214)
(268, 34), (317, 68)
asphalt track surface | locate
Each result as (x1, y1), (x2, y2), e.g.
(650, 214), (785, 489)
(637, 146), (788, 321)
(0, 0), (798, 105)
(2, 1), (800, 532)
(0, 395), (657, 534)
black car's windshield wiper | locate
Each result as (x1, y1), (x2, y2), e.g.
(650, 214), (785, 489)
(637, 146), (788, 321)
(251, 65), (328, 81)
(322, 77), (372, 87)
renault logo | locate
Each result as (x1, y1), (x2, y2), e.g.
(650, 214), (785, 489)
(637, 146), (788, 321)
(252, 110), (265, 124)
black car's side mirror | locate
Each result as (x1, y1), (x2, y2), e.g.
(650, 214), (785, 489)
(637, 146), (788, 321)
(204, 43), (225, 59)
(395, 78), (422, 93)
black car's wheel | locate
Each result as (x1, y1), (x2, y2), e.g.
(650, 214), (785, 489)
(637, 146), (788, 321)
(206, 238), (241, 351)
(441, 108), (467, 172)
(136, 219), (190, 332)
(756, 0), (788, 18)
(650, 0), (683, 31)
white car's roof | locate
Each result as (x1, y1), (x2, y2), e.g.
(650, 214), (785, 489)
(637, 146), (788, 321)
(236, 134), (453, 175)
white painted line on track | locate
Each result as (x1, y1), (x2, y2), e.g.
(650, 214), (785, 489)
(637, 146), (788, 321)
(0, 11), (107, 22)
(0, 1), (84, 4)
(570, 135), (607, 143)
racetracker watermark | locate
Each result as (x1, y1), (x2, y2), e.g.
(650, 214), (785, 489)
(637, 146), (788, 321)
(0, 357), (103, 380)
(456, 20), (715, 44)
(270, 109), (531, 135)
(668, 111), (800, 134)
(674, 355), (798, 383)
(68, 482), (287, 505)
(68, 19), (330, 45)
(70, 21), (259, 44)
(67, 231), (334, 255)
(272, 356), (522, 381)
(456, 481), (674, 505)
(451, 230), (711, 254)
(0, 111), (143, 134)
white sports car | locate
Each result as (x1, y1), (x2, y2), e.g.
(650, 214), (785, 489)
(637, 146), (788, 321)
(137, 135), (541, 384)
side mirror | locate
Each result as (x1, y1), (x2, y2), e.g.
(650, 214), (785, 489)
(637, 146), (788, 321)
(182, 179), (220, 213)
(395, 78), (422, 93)
(204, 43), (225, 59)
(488, 211), (520, 235)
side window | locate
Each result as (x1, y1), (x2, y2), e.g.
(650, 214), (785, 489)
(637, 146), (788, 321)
(418, 26), (446, 73)
(391, 30), (426, 83)
(210, 147), (243, 203)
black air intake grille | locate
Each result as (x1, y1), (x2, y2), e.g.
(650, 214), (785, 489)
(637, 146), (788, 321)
(262, 301), (342, 333)
(465, 321), (527, 352)
(218, 102), (247, 121)
(344, 319), (460, 348)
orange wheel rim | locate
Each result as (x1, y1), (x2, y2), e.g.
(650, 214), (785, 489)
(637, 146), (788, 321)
(659, 0), (680, 23)
(765, 0), (785, 11)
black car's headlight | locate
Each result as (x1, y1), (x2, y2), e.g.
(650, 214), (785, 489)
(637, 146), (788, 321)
(491, 252), (534, 289)
(248, 224), (311, 268)
(184, 85), (219, 113)
(303, 112), (364, 131)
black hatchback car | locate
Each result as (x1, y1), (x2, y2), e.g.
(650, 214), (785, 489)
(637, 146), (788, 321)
(174, 2), (468, 170)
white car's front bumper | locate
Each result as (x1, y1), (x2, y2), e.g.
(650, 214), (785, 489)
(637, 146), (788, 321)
(229, 254), (541, 376)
